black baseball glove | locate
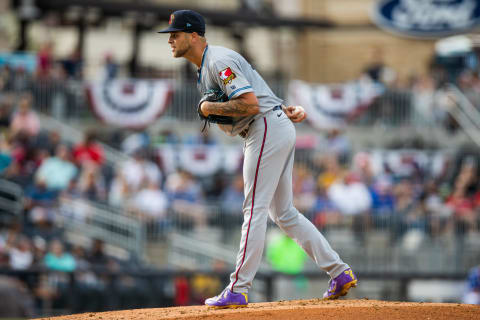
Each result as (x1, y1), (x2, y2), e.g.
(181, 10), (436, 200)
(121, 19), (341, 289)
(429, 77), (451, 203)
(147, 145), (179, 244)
(198, 89), (234, 131)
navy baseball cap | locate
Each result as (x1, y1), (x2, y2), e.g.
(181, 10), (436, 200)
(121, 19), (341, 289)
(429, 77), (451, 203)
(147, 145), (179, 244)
(158, 10), (205, 36)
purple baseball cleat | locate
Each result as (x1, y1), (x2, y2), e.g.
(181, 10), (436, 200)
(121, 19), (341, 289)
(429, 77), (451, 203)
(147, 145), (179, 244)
(323, 268), (358, 300)
(205, 289), (248, 308)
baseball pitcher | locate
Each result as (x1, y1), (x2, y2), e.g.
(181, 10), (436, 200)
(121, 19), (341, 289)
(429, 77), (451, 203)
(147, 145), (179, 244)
(158, 9), (357, 308)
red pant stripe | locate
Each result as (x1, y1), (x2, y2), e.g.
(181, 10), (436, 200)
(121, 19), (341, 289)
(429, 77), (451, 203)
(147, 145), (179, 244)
(231, 117), (267, 292)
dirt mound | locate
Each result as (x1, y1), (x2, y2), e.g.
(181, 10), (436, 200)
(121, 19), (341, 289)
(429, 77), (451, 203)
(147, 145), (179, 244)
(39, 299), (480, 320)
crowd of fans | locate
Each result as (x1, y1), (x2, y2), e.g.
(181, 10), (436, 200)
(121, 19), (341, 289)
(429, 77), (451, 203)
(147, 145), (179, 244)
(358, 47), (480, 134)
(0, 43), (479, 315)
(292, 150), (480, 246)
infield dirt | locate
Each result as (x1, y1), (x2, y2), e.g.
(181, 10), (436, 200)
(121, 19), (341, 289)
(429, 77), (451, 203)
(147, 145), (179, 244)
(39, 299), (480, 320)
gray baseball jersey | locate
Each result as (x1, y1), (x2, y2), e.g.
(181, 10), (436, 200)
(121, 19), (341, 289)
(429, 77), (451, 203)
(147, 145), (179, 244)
(197, 45), (349, 294)
(197, 45), (282, 136)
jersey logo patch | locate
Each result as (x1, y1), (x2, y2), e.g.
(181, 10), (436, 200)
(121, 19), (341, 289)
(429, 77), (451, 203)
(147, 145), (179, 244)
(219, 67), (236, 85)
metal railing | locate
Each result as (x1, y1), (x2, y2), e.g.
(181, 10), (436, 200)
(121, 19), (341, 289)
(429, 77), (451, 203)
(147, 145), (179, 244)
(167, 229), (271, 271)
(37, 113), (130, 167)
(58, 197), (145, 260)
(4, 76), (480, 277)
(443, 83), (480, 148)
(0, 178), (23, 223)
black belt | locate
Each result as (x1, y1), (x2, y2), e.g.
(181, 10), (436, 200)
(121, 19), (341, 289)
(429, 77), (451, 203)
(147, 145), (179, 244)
(239, 105), (282, 138)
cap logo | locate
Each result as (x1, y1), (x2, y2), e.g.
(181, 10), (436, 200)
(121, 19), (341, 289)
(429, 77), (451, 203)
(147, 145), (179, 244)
(169, 14), (174, 25)
(187, 23), (192, 27)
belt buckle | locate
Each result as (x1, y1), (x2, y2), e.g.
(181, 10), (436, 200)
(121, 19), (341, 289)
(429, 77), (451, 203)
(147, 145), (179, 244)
(239, 128), (248, 138)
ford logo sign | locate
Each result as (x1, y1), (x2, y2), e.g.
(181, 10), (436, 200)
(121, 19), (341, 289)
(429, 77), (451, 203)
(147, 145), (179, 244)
(372, 0), (480, 38)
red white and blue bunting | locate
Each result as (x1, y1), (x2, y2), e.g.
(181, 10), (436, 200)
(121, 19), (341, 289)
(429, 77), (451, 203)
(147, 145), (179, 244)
(288, 79), (383, 130)
(87, 79), (172, 128)
(157, 144), (244, 177)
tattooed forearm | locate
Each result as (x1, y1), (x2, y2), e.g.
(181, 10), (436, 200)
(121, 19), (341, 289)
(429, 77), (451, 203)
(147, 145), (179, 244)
(204, 98), (259, 117)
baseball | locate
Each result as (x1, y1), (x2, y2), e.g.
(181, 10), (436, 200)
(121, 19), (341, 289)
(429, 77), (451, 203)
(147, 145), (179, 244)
(295, 106), (305, 119)
(286, 105), (306, 122)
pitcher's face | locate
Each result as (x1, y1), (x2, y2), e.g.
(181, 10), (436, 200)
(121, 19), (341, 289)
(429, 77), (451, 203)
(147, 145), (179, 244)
(168, 32), (192, 58)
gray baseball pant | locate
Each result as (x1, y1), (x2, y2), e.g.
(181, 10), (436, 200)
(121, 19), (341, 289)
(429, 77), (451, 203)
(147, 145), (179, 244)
(229, 109), (350, 293)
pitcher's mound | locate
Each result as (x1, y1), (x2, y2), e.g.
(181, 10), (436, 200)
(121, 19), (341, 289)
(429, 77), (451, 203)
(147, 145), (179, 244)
(40, 299), (480, 320)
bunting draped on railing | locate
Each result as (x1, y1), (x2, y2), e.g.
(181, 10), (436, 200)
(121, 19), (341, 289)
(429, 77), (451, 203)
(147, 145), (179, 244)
(288, 79), (383, 130)
(157, 144), (244, 177)
(87, 79), (173, 128)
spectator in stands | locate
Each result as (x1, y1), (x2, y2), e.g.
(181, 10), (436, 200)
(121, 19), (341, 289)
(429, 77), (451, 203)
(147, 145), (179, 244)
(412, 74), (438, 125)
(392, 179), (423, 245)
(4, 131), (47, 187)
(369, 175), (396, 229)
(321, 127), (352, 165)
(327, 171), (372, 218)
(6, 235), (33, 270)
(446, 178), (477, 235)
(72, 131), (105, 168)
(0, 276), (34, 318)
(108, 172), (129, 208)
(61, 48), (83, 80)
(31, 236), (47, 267)
(118, 148), (162, 194)
(33, 131), (60, 161)
(445, 158), (479, 235)
(220, 174), (244, 217)
(36, 42), (54, 78)
(88, 239), (109, 268)
(362, 47), (396, 87)
(165, 169), (207, 229)
(0, 247), (7, 268)
(26, 206), (62, 243)
(292, 165), (317, 215)
(24, 178), (58, 223)
(10, 66), (32, 92)
(351, 152), (375, 186)
(311, 183), (342, 231)
(219, 174), (244, 240)
(76, 163), (106, 202)
(317, 154), (344, 190)
(0, 65), (15, 92)
(423, 180), (452, 237)
(109, 148), (162, 207)
(35, 144), (78, 191)
(458, 70), (480, 107)
(10, 93), (40, 138)
(101, 52), (118, 80)
(45, 131), (61, 157)
(122, 132), (150, 155)
(69, 245), (105, 312)
(128, 180), (169, 224)
(43, 240), (76, 311)
(0, 133), (12, 174)
(0, 95), (12, 129)
(0, 224), (9, 267)
(44, 239), (76, 272)
(463, 265), (480, 305)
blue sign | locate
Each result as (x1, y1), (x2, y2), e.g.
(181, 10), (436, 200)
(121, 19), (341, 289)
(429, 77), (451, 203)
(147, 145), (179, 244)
(0, 53), (37, 73)
(372, 0), (480, 38)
